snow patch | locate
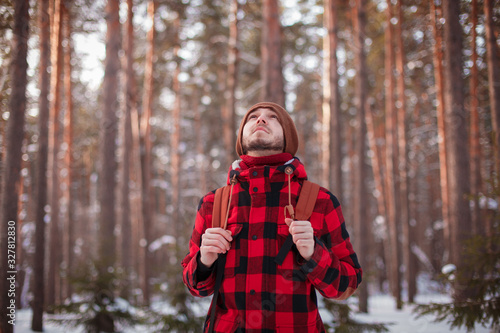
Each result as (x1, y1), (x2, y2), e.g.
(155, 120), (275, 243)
(148, 235), (176, 252)
(441, 264), (456, 275)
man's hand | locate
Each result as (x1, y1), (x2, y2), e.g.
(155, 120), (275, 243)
(199, 228), (233, 268)
(285, 218), (315, 261)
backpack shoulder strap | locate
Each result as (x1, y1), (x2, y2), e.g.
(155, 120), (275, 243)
(275, 180), (321, 266)
(294, 180), (321, 221)
(212, 185), (232, 229)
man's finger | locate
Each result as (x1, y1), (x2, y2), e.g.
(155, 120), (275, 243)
(203, 232), (232, 249)
(290, 220), (311, 227)
(289, 221), (312, 233)
(206, 227), (233, 242)
(203, 237), (230, 251)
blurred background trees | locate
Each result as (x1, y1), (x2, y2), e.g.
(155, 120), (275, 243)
(0, 0), (499, 331)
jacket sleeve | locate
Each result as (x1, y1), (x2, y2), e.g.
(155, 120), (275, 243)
(181, 194), (217, 297)
(299, 190), (362, 300)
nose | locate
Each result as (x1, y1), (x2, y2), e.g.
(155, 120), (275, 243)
(256, 114), (268, 124)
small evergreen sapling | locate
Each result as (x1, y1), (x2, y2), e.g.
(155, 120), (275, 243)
(50, 261), (143, 333)
(322, 299), (389, 332)
(414, 226), (500, 332)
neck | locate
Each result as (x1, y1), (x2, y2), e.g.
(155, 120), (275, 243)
(246, 150), (283, 157)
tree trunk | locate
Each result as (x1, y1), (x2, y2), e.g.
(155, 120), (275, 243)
(0, 1), (29, 332)
(46, 0), (64, 309)
(260, 0), (285, 106)
(171, 14), (185, 314)
(322, 0), (342, 193)
(395, 0), (415, 303)
(15, 159), (28, 310)
(99, 0), (121, 278)
(442, 0), (472, 302)
(194, 92), (207, 195)
(224, 0), (239, 165)
(384, 0), (402, 310)
(171, 16), (182, 254)
(484, 0), (500, 207)
(130, 76), (144, 305)
(430, 0), (451, 261)
(353, 0), (369, 313)
(470, 0), (481, 235)
(366, 104), (387, 227)
(32, 0), (50, 330)
(62, 1), (74, 301)
(120, 0), (136, 300)
(365, 103), (391, 290)
(140, 0), (156, 306)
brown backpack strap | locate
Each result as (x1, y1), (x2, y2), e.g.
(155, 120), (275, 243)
(211, 175), (238, 229)
(212, 186), (230, 229)
(294, 180), (320, 221)
(275, 180), (320, 265)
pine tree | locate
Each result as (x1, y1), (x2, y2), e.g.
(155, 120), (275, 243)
(0, 1), (29, 332)
(414, 224), (500, 331)
(32, 0), (50, 330)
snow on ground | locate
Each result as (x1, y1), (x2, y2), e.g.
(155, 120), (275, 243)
(16, 311), (70, 333)
(14, 293), (493, 333)
(350, 294), (491, 333)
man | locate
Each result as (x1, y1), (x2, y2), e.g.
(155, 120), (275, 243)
(182, 102), (362, 332)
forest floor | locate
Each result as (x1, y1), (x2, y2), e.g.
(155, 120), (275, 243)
(15, 292), (493, 333)
(349, 293), (491, 333)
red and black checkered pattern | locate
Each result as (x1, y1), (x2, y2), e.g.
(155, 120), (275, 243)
(182, 158), (362, 332)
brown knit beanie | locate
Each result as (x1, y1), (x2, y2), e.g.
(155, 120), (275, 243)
(235, 102), (299, 156)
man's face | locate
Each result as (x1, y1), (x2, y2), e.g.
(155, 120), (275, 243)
(241, 108), (284, 156)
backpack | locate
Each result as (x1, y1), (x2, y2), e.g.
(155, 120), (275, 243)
(207, 177), (320, 332)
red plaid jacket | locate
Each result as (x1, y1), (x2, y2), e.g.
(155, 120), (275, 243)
(182, 157), (362, 332)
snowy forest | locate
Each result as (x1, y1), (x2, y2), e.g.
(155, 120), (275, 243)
(0, 0), (499, 332)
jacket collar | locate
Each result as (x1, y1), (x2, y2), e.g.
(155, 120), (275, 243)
(227, 156), (308, 185)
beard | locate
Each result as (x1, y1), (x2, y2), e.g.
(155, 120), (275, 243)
(242, 137), (284, 155)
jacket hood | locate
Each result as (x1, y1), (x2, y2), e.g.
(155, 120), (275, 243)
(226, 157), (308, 185)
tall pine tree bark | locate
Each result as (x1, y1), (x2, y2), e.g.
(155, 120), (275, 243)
(366, 103), (390, 293)
(99, 0), (121, 282)
(32, 0), (50, 330)
(139, 0), (156, 306)
(431, 0), (451, 259)
(353, 0), (368, 313)
(442, 0), (472, 302)
(0, 1), (29, 332)
(171, 14), (184, 312)
(15, 163), (27, 310)
(484, 0), (500, 203)
(395, 0), (415, 303)
(46, 0), (64, 309)
(172, 22), (182, 240)
(384, 0), (402, 309)
(322, 0), (342, 192)
(120, 0), (136, 300)
(261, 0), (285, 106)
(366, 104), (386, 225)
(130, 74), (144, 296)
(224, 0), (239, 165)
(194, 92), (207, 195)
(470, 0), (481, 235)
(62, 1), (75, 300)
